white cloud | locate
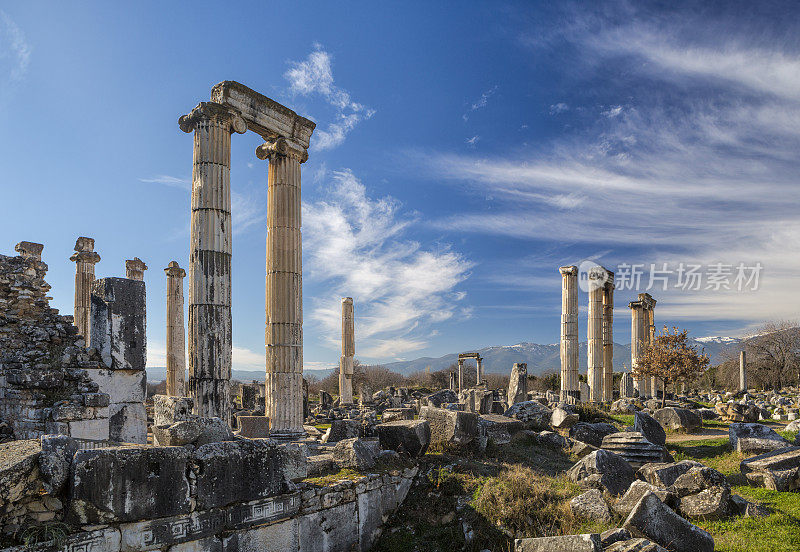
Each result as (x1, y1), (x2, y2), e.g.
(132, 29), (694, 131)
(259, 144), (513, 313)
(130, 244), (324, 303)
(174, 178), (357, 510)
(0, 11), (30, 84)
(463, 86), (498, 121)
(420, 26), (800, 326)
(466, 135), (480, 147)
(550, 103), (569, 114)
(285, 45), (374, 151)
(139, 175), (190, 190)
(303, 169), (472, 361)
(232, 345), (264, 371)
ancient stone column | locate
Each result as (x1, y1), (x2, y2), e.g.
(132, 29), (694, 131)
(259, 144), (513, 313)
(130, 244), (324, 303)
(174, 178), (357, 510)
(164, 261), (187, 397)
(476, 356), (483, 384)
(457, 359), (464, 392)
(125, 257), (147, 281)
(559, 266), (579, 401)
(179, 102), (246, 422)
(587, 266), (606, 402)
(339, 297), (355, 404)
(449, 371), (457, 391)
(620, 371), (635, 398)
(629, 293), (656, 397)
(70, 237), (100, 344)
(647, 304), (659, 397)
(256, 136), (308, 439)
(507, 363), (528, 405)
(602, 278), (615, 401)
(739, 350), (747, 392)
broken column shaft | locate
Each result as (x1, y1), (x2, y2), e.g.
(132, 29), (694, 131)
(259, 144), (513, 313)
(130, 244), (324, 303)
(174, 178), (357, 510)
(70, 237), (100, 344)
(339, 297), (355, 404)
(165, 261), (187, 397)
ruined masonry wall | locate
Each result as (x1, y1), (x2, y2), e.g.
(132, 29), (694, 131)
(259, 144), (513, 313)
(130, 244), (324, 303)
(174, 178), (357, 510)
(0, 437), (417, 552)
(0, 252), (110, 441)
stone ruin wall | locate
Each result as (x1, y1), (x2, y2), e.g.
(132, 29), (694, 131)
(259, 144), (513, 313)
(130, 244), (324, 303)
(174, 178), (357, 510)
(0, 437), (416, 552)
(0, 249), (110, 442)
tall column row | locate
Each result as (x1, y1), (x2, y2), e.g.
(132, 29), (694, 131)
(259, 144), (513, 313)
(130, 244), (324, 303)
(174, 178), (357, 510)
(179, 102), (246, 422)
(256, 136), (308, 438)
(559, 266), (580, 401)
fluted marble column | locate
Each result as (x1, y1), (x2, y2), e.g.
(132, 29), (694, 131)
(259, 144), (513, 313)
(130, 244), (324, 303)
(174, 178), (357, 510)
(587, 266), (606, 402)
(256, 136), (308, 438)
(602, 278), (615, 401)
(126, 257), (147, 281)
(647, 307), (660, 397)
(339, 297), (355, 404)
(458, 359), (464, 392)
(559, 266), (579, 401)
(165, 261), (187, 397)
(476, 356), (483, 384)
(629, 293), (656, 397)
(70, 237), (100, 344)
(179, 102), (246, 422)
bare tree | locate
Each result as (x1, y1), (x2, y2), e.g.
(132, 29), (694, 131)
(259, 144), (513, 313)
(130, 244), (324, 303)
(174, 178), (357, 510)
(744, 320), (800, 390)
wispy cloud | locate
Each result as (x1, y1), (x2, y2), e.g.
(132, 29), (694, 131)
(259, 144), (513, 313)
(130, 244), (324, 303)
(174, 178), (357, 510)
(550, 102), (569, 115)
(0, 10), (30, 106)
(463, 85), (498, 121)
(419, 15), (800, 326)
(139, 175), (190, 190)
(285, 44), (375, 151)
(466, 135), (480, 147)
(303, 169), (473, 360)
(140, 175), (263, 235)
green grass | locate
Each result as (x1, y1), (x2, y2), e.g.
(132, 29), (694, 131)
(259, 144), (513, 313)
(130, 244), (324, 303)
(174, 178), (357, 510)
(670, 435), (800, 552)
(608, 414), (634, 428)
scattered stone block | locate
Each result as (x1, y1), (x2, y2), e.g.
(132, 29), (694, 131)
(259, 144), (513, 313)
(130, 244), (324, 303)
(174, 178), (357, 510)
(503, 400), (553, 430)
(152, 419), (202, 446)
(332, 438), (376, 470)
(507, 363), (528, 405)
(740, 446), (800, 491)
(424, 389), (458, 407)
(38, 434), (77, 494)
(600, 528), (631, 548)
(634, 411), (666, 446)
(623, 491), (714, 552)
(605, 538), (668, 552)
(551, 407), (580, 429)
(614, 480), (675, 517)
(420, 406), (478, 446)
(153, 395), (193, 426)
(678, 485), (730, 520)
(479, 414), (522, 445)
(729, 422), (790, 454)
(652, 408), (701, 433)
(376, 419), (430, 457)
(637, 460), (703, 488)
(567, 449), (635, 496)
(323, 419), (361, 443)
(381, 408), (415, 423)
(570, 422), (618, 447)
(515, 534), (602, 551)
(570, 488), (611, 523)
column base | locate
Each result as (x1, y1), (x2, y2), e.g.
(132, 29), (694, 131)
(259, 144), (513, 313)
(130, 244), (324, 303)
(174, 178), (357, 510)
(269, 429), (306, 441)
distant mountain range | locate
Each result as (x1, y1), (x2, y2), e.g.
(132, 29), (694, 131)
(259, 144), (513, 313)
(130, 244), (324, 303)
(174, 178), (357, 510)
(145, 336), (744, 382)
(381, 336), (743, 377)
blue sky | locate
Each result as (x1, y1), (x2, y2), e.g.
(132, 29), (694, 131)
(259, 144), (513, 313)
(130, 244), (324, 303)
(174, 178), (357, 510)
(1, 1), (799, 372)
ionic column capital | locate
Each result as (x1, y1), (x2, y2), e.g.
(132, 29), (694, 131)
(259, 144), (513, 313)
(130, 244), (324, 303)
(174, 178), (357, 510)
(164, 260), (186, 278)
(179, 101), (247, 134)
(70, 251), (101, 264)
(255, 136), (309, 164)
(559, 265), (578, 277)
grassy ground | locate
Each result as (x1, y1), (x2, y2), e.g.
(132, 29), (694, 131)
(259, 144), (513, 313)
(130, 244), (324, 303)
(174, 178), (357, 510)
(371, 435), (620, 552)
(669, 436), (800, 552)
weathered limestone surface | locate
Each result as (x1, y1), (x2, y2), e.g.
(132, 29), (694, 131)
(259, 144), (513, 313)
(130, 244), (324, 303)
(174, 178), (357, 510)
(69, 236), (100, 343)
(258, 136), (309, 438)
(339, 297), (355, 404)
(180, 100), (246, 423)
(125, 257), (147, 281)
(559, 266), (579, 401)
(0, 247), (109, 440)
(602, 277), (615, 401)
(89, 277), (147, 443)
(516, 534), (602, 552)
(507, 362), (528, 405)
(165, 261), (187, 397)
(630, 294), (656, 397)
(587, 266), (609, 402)
(739, 350), (747, 392)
